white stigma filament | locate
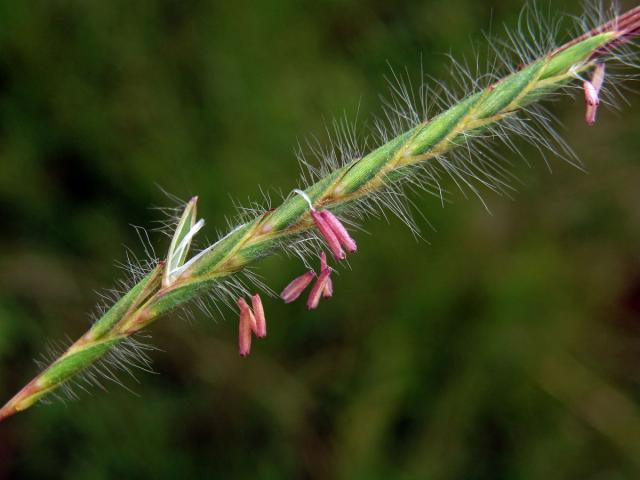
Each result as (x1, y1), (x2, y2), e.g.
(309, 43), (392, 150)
(293, 189), (315, 211)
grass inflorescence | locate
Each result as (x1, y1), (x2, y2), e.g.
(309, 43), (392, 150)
(2, 2), (640, 422)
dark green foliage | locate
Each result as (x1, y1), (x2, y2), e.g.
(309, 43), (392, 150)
(1, 1), (640, 479)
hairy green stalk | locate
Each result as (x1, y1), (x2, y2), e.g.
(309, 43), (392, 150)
(1, 7), (639, 422)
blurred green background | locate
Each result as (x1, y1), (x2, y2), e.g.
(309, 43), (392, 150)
(1, 0), (640, 478)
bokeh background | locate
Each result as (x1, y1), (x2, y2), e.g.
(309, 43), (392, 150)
(1, 0), (640, 478)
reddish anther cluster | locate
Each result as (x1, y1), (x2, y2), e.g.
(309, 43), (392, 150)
(292, 188), (357, 261)
(280, 252), (334, 310)
(237, 294), (267, 356)
(310, 210), (357, 260)
(583, 63), (605, 125)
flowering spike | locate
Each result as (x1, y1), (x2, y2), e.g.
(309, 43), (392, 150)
(319, 252), (333, 298)
(237, 298), (256, 356)
(307, 268), (332, 310)
(280, 270), (316, 303)
(5, 5), (640, 421)
(311, 210), (346, 260)
(319, 210), (357, 253)
(252, 294), (266, 338)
